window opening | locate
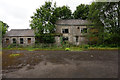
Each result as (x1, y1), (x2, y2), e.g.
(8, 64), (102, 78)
(20, 38), (23, 44)
(13, 38), (16, 44)
(81, 28), (87, 33)
(76, 36), (79, 42)
(62, 29), (69, 33)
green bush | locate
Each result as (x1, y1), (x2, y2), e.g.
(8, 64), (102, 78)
(108, 44), (118, 47)
(79, 45), (82, 48)
(98, 44), (105, 47)
(65, 48), (70, 51)
(82, 45), (89, 49)
(7, 44), (21, 48)
(33, 43), (58, 49)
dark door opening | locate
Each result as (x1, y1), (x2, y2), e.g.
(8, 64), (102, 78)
(76, 36), (79, 42)
(62, 37), (69, 44)
(13, 38), (16, 44)
(6, 38), (9, 44)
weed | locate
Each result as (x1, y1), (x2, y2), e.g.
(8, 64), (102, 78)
(9, 54), (20, 57)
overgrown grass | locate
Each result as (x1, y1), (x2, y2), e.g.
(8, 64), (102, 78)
(88, 47), (119, 50)
(3, 47), (65, 51)
(3, 44), (119, 51)
(70, 47), (83, 51)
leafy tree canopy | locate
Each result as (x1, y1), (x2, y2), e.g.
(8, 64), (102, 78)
(30, 1), (56, 43)
(73, 4), (89, 20)
(88, 2), (119, 45)
(0, 20), (9, 46)
(30, 1), (72, 43)
(0, 20), (9, 36)
(53, 6), (72, 19)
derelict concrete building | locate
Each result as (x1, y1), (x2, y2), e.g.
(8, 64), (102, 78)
(3, 29), (35, 47)
(55, 19), (91, 45)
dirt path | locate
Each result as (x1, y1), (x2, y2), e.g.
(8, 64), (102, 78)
(2, 50), (118, 78)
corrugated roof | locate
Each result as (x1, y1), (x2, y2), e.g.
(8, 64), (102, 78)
(56, 19), (91, 26)
(4, 29), (35, 37)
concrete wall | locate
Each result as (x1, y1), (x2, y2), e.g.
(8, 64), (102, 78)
(55, 36), (61, 46)
(3, 36), (35, 47)
(55, 25), (88, 45)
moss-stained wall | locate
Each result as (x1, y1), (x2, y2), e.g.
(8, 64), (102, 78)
(55, 25), (88, 45)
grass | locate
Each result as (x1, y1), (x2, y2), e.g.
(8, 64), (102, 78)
(3, 47), (85, 51)
(70, 47), (83, 51)
(2, 44), (119, 51)
(3, 47), (65, 51)
(88, 47), (119, 50)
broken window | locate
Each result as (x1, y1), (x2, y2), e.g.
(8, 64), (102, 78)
(62, 29), (69, 33)
(6, 38), (9, 44)
(28, 38), (31, 43)
(20, 38), (23, 44)
(13, 38), (16, 44)
(75, 36), (79, 42)
(63, 37), (68, 42)
(81, 28), (87, 33)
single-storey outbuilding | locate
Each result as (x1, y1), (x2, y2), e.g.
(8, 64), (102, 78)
(3, 29), (35, 47)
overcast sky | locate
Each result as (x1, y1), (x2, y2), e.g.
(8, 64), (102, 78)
(0, 0), (93, 31)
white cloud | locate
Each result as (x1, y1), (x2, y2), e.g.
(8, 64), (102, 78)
(0, 0), (93, 31)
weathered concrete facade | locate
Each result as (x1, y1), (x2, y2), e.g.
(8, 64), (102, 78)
(3, 37), (35, 46)
(3, 29), (35, 47)
(55, 19), (91, 45)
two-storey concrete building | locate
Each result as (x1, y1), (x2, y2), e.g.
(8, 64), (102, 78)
(55, 19), (91, 45)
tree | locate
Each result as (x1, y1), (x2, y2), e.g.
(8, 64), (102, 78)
(88, 2), (119, 46)
(0, 20), (9, 47)
(0, 20), (9, 36)
(30, 1), (56, 43)
(73, 4), (89, 20)
(53, 6), (72, 19)
(30, 1), (73, 43)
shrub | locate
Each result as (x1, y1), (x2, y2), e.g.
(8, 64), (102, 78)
(109, 44), (118, 47)
(99, 44), (105, 47)
(6, 44), (23, 48)
(82, 45), (89, 49)
(65, 48), (70, 51)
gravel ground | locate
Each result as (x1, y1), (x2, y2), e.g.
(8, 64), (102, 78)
(2, 50), (118, 78)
